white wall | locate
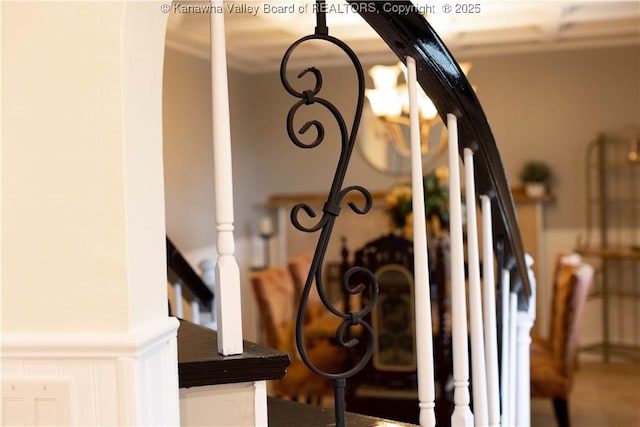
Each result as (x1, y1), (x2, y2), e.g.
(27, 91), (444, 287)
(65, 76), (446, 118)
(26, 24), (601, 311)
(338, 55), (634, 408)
(469, 46), (640, 229)
(2, 0), (173, 334)
(2, 1), (131, 333)
(163, 48), (217, 252)
(1, 2), (179, 424)
(163, 48), (263, 250)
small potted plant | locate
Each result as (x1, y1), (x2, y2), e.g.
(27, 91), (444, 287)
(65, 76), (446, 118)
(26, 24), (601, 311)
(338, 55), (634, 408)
(519, 160), (552, 197)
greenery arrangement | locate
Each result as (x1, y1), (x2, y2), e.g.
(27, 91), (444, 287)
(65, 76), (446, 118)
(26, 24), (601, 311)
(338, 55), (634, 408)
(423, 171), (449, 225)
(385, 184), (413, 229)
(519, 160), (552, 184)
(385, 169), (450, 235)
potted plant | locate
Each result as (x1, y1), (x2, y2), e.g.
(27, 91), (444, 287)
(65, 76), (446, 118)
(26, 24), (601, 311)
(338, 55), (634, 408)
(519, 160), (552, 197)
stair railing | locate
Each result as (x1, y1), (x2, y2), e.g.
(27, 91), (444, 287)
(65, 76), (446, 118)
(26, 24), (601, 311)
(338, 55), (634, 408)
(353, 5), (537, 426)
(280, 1), (535, 427)
(166, 237), (215, 326)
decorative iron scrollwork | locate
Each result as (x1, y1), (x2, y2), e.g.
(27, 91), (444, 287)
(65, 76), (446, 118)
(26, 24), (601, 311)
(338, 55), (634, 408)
(280, 3), (378, 426)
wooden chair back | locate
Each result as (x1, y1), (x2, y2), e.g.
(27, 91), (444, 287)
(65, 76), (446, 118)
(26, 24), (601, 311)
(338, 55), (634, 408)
(350, 233), (417, 386)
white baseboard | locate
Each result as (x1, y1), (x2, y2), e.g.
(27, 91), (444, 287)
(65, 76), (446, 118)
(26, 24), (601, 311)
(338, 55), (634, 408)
(1, 317), (180, 426)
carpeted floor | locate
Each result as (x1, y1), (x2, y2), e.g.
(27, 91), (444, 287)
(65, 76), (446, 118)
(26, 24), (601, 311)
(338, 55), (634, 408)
(531, 359), (640, 427)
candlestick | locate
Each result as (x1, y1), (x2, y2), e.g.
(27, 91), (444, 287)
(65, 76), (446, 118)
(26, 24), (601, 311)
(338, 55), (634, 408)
(258, 215), (275, 269)
(259, 216), (273, 237)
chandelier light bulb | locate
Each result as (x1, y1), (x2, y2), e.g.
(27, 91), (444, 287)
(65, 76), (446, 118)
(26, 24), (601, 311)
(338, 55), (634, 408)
(366, 88), (403, 117)
(368, 64), (402, 90)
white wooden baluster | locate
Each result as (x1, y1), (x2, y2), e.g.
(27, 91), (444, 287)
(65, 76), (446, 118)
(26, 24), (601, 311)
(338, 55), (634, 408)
(199, 259), (217, 329)
(515, 255), (536, 427)
(507, 289), (518, 426)
(447, 113), (474, 427)
(500, 268), (511, 426)
(191, 300), (201, 325)
(199, 259), (216, 288)
(210, 0), (243, 355)
(481, 196), (501, 427)
(463, 148), (489, 427)
(407, 56), (436, 427)
(173, 280), (184, 319)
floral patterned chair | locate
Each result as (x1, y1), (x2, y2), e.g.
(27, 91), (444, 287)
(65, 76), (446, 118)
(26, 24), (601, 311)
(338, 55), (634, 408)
(250, 266), (346, 404)
(287, 254), (326, 327)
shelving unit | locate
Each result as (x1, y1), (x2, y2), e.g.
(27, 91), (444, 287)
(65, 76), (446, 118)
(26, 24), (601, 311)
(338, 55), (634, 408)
(576, 132), (640, 361)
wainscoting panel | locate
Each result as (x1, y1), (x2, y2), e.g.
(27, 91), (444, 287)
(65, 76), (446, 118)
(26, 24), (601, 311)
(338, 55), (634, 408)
(1, 317), (180, 426)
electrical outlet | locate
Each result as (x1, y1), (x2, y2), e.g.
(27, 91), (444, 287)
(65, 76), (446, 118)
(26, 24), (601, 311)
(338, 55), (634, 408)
(2, 378), (72, 426)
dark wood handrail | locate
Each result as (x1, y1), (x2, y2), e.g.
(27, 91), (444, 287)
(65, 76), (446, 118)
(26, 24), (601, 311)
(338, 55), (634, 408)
(348, 0), (531, 301)
(166, 237), (214, 311)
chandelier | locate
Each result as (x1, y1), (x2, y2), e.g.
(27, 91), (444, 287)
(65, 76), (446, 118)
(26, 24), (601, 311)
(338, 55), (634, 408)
(365, 61), (471, 158)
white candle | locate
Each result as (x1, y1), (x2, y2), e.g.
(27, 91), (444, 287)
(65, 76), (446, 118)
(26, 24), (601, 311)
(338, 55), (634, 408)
(259, 216), (273, 236)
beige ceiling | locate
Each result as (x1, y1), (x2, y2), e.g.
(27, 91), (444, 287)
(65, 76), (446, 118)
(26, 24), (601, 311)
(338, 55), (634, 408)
(165, 0), (640, 73)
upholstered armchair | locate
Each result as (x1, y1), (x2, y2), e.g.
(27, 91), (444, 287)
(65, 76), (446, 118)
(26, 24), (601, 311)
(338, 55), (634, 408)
(250, 266), (345, 403)
(530, 254), (595, 427)
(288, 254), (326, 326)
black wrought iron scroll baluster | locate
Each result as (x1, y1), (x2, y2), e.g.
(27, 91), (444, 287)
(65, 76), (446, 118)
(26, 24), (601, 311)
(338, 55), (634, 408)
(279, 3), (378, 427)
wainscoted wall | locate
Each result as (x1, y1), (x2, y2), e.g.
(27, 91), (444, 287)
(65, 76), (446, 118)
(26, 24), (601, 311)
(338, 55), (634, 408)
(1, 318), (180, 426)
